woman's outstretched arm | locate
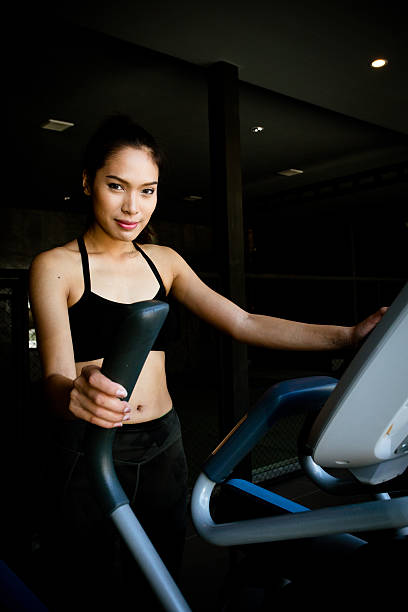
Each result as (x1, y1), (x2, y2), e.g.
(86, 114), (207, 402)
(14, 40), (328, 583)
(167, 248), (386, 351)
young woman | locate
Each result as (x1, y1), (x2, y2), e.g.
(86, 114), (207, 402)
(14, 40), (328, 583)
(29, 115), (386, 611)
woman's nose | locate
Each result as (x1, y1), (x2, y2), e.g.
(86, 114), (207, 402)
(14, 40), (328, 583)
(121, 192), (139, 215)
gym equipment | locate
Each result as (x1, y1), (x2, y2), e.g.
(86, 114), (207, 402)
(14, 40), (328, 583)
(308, 282), (408, 485)
(192, 282), (408, 545)
(191, 282), (408, 604)
(84, 301), (192, 612)
(85, 282), (407, 609)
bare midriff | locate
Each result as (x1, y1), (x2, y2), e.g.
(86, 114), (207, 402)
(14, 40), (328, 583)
(75, 351), (173, 423)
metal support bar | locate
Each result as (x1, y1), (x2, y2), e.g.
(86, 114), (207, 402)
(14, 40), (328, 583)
(191, 473), (408, 546)
(112, 505), (191, 612)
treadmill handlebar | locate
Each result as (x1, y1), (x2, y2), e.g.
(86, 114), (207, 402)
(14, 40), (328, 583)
(203, 376), (338, 483)
(84, 300), (169, 516)
(100, 301), (169, 390)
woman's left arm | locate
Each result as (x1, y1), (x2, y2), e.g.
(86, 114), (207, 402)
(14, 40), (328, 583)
(168, 248), (387, 351)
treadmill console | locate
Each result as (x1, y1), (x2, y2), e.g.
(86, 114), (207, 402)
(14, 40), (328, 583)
(307, 282), (408, 484)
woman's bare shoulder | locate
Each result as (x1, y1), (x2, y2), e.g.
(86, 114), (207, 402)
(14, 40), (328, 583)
(30, 239), (79, 269)
(138, 242), (181, 265)
(29, 240), (82, 293)
(137, 243), (186, 290)
(140, 242), (183, 258)
(139, 242), (175, 253)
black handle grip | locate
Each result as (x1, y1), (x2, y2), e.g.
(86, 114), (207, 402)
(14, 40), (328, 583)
(84, 300), (169, 516)
(100, 300), (169, 391)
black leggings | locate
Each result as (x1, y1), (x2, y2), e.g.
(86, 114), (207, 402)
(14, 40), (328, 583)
(38, 409), (188, 611)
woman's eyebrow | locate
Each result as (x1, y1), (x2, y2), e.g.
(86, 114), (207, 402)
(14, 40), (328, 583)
(106, 174), (128, 184)
(106, 174), (158, 187)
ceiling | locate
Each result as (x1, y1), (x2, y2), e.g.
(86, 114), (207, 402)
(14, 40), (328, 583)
(6, 0), (408, 224)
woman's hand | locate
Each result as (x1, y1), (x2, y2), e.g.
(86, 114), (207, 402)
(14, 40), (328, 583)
(69, 365), (131, 428)
(349, 307), (388, 347)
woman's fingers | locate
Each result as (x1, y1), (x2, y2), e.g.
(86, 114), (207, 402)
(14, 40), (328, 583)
(81, 364), (128, 398)
(70, 385), (131, 427)
(353, 306), (388, 345)
(70, 364), (131, 428)
(73, 376), (127, 412)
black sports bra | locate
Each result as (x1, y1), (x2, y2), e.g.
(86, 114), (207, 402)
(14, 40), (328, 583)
(68, 237), (174, 362)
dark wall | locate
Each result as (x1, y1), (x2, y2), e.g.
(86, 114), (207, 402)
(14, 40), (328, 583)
(244, 196), (407, 388)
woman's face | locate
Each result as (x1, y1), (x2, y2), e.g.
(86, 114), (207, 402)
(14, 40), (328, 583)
(85, 146), (159, 241)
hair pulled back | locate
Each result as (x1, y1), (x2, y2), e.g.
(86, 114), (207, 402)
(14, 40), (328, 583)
(83, 114), (164, 243)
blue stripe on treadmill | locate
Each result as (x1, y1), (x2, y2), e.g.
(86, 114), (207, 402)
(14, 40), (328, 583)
(227, 479), (309, 514)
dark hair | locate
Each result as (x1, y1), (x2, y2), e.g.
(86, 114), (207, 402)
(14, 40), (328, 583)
(82, 114), (164, 243)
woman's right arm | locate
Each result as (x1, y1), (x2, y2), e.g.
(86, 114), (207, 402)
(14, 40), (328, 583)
(29, 250), (129, 428)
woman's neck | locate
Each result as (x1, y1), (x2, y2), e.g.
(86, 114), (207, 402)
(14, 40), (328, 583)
(84, 225), (137, 258)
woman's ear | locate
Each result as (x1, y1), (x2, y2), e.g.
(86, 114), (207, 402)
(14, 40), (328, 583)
(82, 171), (91, 196)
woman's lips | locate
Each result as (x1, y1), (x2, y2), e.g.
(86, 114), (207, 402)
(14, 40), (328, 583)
(115, 219), (139, 230)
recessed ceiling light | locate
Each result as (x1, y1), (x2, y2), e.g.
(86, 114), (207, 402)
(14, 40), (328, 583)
(184, 195), (203, 202)
(41, 119), (75, 131)
(370, 58), (388, 68)
(251, 126), (264, 134)
(277, 168), (304, 177)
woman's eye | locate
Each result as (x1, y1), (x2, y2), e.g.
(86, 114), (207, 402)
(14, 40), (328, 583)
(142, 188), (155, 195)
(108, 182), (124, 191)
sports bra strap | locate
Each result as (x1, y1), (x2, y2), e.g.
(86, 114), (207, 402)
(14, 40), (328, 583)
(77, 236), (91, 292)
(134, 243), (166, 295)
(76, 237), (165, 296)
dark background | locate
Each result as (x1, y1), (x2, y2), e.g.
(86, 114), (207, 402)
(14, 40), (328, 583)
(2, 1), (407, 593)
(3, 0), (407, 491)
(4, 0), (407, 371)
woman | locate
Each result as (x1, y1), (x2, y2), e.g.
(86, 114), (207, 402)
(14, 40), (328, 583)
(29, 115), (385, 610)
